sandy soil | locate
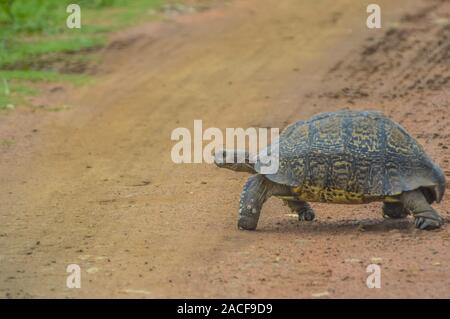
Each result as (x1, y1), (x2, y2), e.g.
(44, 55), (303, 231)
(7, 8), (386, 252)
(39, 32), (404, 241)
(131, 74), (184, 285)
(0, 0), (449, 298)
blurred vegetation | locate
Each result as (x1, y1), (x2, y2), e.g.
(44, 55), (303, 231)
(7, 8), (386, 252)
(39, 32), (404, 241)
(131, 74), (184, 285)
(0, 0), (164, 110)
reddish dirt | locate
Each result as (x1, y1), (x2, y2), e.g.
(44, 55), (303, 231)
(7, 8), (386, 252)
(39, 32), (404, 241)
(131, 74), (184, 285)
(0, 0), (449, 298)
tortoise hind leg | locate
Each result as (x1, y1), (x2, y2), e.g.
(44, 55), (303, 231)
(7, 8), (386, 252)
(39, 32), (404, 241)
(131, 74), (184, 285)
(400, 189), (444, 230)
(238, 174), (271, 230)
(284, 200), (315, 221)
(382, 202), (409, 219)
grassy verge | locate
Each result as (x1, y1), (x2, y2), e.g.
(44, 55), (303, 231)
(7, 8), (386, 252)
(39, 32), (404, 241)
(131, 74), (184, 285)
(0, 0), (165, 110)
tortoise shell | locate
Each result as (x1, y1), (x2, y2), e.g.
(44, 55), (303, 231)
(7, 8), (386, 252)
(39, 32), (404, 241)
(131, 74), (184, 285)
(256, 111), (445, 204)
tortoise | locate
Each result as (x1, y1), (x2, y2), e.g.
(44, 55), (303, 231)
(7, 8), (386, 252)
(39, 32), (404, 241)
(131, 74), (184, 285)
(214, 110), (446, 230)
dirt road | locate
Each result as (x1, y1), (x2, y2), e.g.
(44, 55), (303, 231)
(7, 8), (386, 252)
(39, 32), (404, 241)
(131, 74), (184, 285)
(1, 0), (449, 298)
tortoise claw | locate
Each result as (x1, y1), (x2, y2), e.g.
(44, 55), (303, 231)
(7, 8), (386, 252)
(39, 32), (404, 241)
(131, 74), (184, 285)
(413, 210), (444, 230)
(414, 216), (443, 230)
(298, 207), (315, 221)
(238, 215), (259, 231)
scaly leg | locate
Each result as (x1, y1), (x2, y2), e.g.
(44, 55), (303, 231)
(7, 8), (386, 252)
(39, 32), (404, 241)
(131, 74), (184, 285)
(382, 202), (409, 219)
(238, 174), (271, 230)
(400, 190), (444, 230)
(284, 200), (315, 221)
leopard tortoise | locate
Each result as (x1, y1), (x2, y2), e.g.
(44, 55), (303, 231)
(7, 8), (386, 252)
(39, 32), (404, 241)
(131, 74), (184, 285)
(214, 110), (446, 231)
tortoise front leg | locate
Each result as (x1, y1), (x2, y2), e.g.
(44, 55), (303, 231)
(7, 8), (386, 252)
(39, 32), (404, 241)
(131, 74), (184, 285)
(238, 174), (270, 230)
(400, 190), (444, 230)
(284, 200), (315, 221)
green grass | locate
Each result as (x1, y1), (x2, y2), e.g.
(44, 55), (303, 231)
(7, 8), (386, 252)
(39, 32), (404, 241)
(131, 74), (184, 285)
(1, 70), (90, 84)
(0, 70), (92, 110)
(0, 0), (164, 68)
(0, 37), (105, 67)
(0, 0), (165, 109)
(0, 138), (15, 147)
(0, 76), (35, 110)
(0, 76), (13, 109)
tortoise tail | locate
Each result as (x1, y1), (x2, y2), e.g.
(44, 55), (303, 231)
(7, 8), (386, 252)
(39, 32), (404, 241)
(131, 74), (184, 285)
(435, 163), (446, 203)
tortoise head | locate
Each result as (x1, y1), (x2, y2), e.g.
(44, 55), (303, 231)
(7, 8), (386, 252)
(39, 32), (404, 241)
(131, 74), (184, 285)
(214, 149), (256, 173)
